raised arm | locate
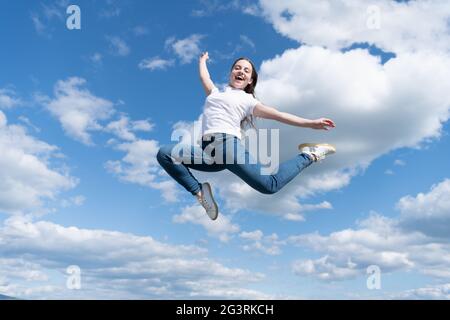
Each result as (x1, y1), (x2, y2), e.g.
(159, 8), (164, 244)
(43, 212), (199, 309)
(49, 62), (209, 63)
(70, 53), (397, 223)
(253, 103), (336, 130)
(199, 52), (215, 96)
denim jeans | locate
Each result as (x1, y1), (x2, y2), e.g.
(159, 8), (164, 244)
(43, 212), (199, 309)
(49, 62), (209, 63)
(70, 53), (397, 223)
(156, 133), (313, 196)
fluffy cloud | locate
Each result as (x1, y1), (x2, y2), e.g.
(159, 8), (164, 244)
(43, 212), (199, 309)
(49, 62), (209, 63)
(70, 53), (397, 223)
(30, 1), (66, 37)
(173, 205), (240, 242)
(239, 230), (284, 255)
(0, 89), (21, 109)
(107, 36), (130, 56)
(288, 214), (419, 281)
(138, 57), (175, 71)
(166, 34), (204, 64)
(0, 215), (269, 299)
(258, 0), (450, 54)
(190, 0), (448, 220)
(397, 179), (450, 239)
(289, 178), (450, 282)
(256, 46), (450, 167)
(215, 44), (449, 219)
(0, 111), (77, 215)
(394, 283), (450, 300)
(105, 138), (178, 202)
(292, 256), (360, 281)
(38, 77), (115, 145)
(105, 115), (154, 141)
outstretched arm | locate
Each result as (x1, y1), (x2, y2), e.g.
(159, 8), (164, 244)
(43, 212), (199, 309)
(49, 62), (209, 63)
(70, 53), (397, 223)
(253, 103), (336, 130)
(199, 52), (215, 96)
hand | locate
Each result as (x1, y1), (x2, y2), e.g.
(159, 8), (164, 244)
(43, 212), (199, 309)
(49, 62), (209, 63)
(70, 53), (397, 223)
(199, 51), (209, 62)
(310, 118), (336, 130)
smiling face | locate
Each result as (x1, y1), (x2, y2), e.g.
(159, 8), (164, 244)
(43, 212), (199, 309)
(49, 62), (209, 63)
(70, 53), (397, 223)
(229, 59), (254, 90)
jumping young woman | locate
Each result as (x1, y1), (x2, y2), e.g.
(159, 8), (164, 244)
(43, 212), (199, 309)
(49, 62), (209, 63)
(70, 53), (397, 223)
(157, 52), (336, 220)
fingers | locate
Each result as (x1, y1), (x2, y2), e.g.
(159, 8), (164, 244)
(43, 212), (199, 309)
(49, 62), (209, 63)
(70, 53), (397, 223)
(322, 118), (336, 128)
(311, 118), (336, 130)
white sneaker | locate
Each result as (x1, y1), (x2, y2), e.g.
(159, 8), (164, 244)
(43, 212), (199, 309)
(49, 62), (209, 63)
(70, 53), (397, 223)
(197, 182), (218, 220)
(298, 143), (336, 162)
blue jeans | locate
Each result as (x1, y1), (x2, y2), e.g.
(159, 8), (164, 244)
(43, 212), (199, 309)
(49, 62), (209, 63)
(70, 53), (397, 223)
(156, 133), (313, 196)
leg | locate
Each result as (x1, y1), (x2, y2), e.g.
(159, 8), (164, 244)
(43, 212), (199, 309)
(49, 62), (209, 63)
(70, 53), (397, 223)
(156, 143), (224, 196)
(226, 138), (313, 194)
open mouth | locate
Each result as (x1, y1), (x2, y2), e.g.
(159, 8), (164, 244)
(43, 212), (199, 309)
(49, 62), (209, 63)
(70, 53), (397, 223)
(235, 74), (245, 81)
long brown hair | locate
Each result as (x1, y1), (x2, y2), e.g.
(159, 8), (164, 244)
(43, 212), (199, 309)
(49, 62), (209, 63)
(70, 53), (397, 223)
(231, 57), (258, 130)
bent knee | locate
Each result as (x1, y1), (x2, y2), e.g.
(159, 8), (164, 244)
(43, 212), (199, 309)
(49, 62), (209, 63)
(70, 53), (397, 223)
(156, 145), (173, 163)
(260, 188), (277, 195)
(254, 184), (277, 195)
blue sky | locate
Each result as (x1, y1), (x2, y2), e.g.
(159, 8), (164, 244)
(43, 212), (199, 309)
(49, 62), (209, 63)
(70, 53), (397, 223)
(1, 0), (450, 299)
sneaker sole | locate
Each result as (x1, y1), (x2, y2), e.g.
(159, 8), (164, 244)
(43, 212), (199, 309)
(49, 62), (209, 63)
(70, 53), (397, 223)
(202, 182), (219, 220)
(298, 143), (336, 154)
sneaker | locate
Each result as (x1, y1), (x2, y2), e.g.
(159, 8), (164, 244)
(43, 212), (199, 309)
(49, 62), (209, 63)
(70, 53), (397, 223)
(197, 182), (218, 220)
(298, 143), (336, 162)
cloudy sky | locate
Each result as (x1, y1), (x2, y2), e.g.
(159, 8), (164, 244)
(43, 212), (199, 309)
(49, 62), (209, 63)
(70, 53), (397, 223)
(1, 0), (450, 299)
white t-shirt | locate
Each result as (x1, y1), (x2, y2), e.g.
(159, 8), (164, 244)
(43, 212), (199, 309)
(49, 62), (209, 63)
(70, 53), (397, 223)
(201, 85), (260, 140)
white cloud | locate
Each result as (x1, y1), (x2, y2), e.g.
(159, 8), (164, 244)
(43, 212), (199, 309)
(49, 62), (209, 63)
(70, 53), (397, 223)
(287, 193), (450, 283)
(211, 1), (449, 218)
(30, 2), (66, 37)
(240, 230), (263, 241)
(394, 283), (450, 300)
(138, 57), (175, 71)
(397, 179), (450, 238)
(173, 205), (240, 242)
(239, 230), (283, 255)
(242, 4), (262, 16)
(0, 88), (21, 109)
(288, 213), (420, 281)
(39, 77), (115, 145)
(0, 215), (269, 299)
(292, 256), (360, 281)
(107, 36), (130, 56)
(105, 115), (154, 141)
(165, 33), (449, 219)
(190, 0), (263, 18)
(0, 258), (49, 282)
(191, 0), (241, 17)
(105, 139), (178, 202)
(0, 111), (77, 215)
(234, 44), (449, 215)
(131, 119), (153, 132)
(258, 0), (450, 54)
(166, 34), (204, 64)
